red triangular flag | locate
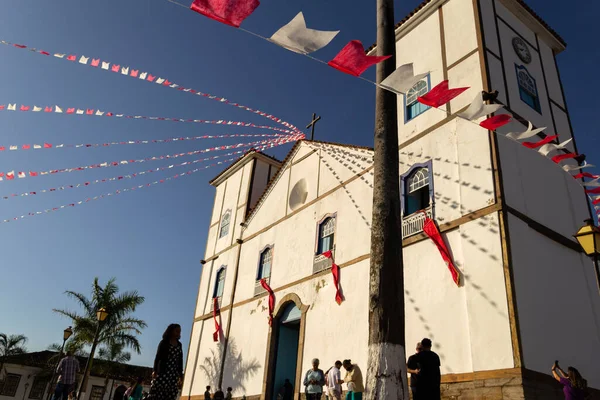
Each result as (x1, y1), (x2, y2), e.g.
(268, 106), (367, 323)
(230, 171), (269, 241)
(29, 171), (38, 177)
(44, 106), (52, 112)
(573, 172), (599, 180)
(328, 40), (390, 77)
(40, 50), (50, 55)
(43, 143), (52, 148)
(593, 198), (600, 205)
(422, 215), (460, 286)
(13, 44), (26, 49)
(522, 135), (558, 149)
(147, 74), (156, 82)
(0, 146), (4, 151)
(552, 153), (577, 164)
(20, 105), (30, 111)
(91, 58), (100, 67)
(66, 108), (75, 114)
(86, 109), (94, 115)
(67, 55), (76, 61)
(22, 144), (31, 150)
(480, 114), (512, 130)
(111, 64), (120, 72)
(131, 69), (139, 77)
(190, 0), (259, 28)
(6, 171), (15, 180)
(260, 278), (275, 326)
(418, 80), (469, 108)
(585, 187), (600, 194)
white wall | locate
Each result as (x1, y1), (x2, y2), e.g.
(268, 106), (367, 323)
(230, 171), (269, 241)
(508, 214), (600, 388)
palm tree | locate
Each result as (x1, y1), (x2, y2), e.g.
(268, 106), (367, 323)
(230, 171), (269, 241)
(97, 342), (131, 400)
(46, 341), (88, 366)
(53, 278), (146, 395)
(0, 333), (28, 381)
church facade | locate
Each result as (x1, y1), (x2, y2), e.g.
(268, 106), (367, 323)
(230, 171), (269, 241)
(181, 0), (600, 399)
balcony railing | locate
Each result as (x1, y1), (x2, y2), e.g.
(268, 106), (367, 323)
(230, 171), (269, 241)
(402, 207), (432, 238)
(254, 277), (270, 296)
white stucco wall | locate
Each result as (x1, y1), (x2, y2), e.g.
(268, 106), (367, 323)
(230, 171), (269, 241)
(507, 214), (600, 388)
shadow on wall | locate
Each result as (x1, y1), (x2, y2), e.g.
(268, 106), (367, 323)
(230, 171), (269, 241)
(198, 338), (261, 394)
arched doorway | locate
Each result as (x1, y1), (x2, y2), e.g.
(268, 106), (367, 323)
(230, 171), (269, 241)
(262, 294), (308, 400)
(113, 385), (126, 400)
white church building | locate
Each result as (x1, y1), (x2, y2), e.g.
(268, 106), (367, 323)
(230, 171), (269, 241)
(181, 0), (600, 398)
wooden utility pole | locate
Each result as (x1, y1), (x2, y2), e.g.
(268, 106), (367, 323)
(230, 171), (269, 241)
(365, 0), (407, 398)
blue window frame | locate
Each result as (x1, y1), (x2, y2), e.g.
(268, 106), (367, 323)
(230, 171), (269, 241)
(515, 65), (541, 113)
(213, 267), (226, 298)
(317, 217), (335, 254)
(404, 75), (431, 122)
(401, 163), (432, 216)
(257, 247), (273, 280)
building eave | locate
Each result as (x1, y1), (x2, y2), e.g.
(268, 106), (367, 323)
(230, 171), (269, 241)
(209, 149), (283, 187)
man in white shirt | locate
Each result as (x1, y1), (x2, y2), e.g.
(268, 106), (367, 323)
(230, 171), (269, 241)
(327, 361), (343, 400)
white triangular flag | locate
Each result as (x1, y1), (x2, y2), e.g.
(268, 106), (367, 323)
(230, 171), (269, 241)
(54, 53), (65, 58)
(9, 145), (17, 150)
(506, 121), (546, 140)
(33, 144), (41, 149)
(18, 172), (26, 179)
(380, 63), (429, 95)
(139, 72), (147, 80)
(33, 106), (42, 112)
(121, 66), (129, 75)
(101, 62), (110, 70)
(538, 138), (572, 156)
(7, 104), (16, 111)
(170, 84), (178, 88)
(76, 109), (84, 115)
(56, 144), (64, 148)
(458, 93), (504, 120)
(270, 12), (339, 55)
(563, 162), (594, 172)
(156, 78), (165, 84)
(95, 110), (104, 116)
(582, 179), (600, 187)
(116, 114), (124, 117)
(79, 56), (89, 64)
(100, 162), (108, 167)
(55, 106), (63, 113)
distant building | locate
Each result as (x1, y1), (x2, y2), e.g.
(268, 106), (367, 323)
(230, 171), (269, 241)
(182, 0), (600, 399)
(0, 351), (152, 400)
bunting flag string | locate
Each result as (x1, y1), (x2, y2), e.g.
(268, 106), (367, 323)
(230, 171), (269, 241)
(0, 132), (288, 153)
(1, 141), (285, 199)
(0, 138), (293, 224)
(0, 102), (295, 135)
(0, 136), (301, 182)
(259, 278), (275, 326)
(212, 297), (221, 342)
(1, 40), (302, 134)
(322, 250), (343, 305)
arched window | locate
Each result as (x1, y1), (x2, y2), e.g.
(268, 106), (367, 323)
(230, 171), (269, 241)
(257, 247), (273, 281)
(404, 167), (430, 215)
(317, 217), (335, 254)
(219, 211), (231, 238)
(516, 65), (540, 113)
(213, 267), (226, 299)
(405, 78), (430, 121)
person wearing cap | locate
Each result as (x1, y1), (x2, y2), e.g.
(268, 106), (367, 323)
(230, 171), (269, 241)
(342, 360), (364, 400)
(415, 338), (441, 399)
(406, 342), (423, 399)
(303, 358), (325, 399)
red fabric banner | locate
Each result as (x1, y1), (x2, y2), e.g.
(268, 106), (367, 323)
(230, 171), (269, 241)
(573, 172), (599, 180)
(260, 278), (275, 326)
(522, 135), (558, 149)
(190, 0), (260, 28)
(480, 114), (512, 130)
(328, 40), (391, 77)
(552, 153), (578, 164)
(212, 297), (221, 342)
(592, 198), (600, 205)
(586, 187), (600, 194)
(422, 215), (460, 286)
(322, 250), (343, 305)
(417, 80), (469, 108)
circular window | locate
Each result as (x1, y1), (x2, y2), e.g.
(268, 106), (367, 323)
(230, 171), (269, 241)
(289, 179), (308, 211)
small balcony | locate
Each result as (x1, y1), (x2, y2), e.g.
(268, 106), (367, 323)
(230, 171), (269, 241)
(313, 248), (334, 274)
(254, 277), (270, 296)
(402, 207), (432, 238)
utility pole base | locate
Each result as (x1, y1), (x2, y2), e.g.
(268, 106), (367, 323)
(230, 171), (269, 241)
(366, 343), (408, 399)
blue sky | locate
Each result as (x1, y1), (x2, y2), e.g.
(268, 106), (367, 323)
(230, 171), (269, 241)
(0, 0), (598, 367)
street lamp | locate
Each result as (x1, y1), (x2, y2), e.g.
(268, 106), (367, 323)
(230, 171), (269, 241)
(76, 308), (108, 400)
(573, 219), (600, 294)
(45, 327), (73, 400)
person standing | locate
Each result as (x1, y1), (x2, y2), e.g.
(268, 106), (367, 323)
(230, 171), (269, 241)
(551, 362), (587, 400)
(415, 338), (441, 400)
(213, 388), (224, 400)
(204, 386), (212, 400)
(406, 342), (423, 399)
(225, 387), (233, 400)
(342, 360), (364, 400)
(326, 361), (343, 400)
(54, 351), (80, 400)
(128, 377), (145, 400)
(148, 324), (184, 400)
(303, 358), (325, 400)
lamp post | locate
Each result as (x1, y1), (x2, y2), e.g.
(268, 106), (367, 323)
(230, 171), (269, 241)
(573, 219), (600, 294)
(76, 308), (108, 400)
(46, 327), (73, 400)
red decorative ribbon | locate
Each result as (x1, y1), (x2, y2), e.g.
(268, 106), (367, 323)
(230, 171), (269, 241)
(322, 250), (343, 305)
(422, 215), (460, 286)
(522, 135), (558, 149)
(417, 80), (469, 108)
(552, 153), (578, 164)
(212, 297), (221, 342)
(479, 114), (512, 130)
(573, 172), (599, 180)
(260, 278), (275, 326)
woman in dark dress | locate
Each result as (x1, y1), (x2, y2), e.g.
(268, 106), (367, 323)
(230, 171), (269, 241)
(149, 324), (184, 400)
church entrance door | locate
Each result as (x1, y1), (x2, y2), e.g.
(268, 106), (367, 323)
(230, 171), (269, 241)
(270, 303), (301, 400)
